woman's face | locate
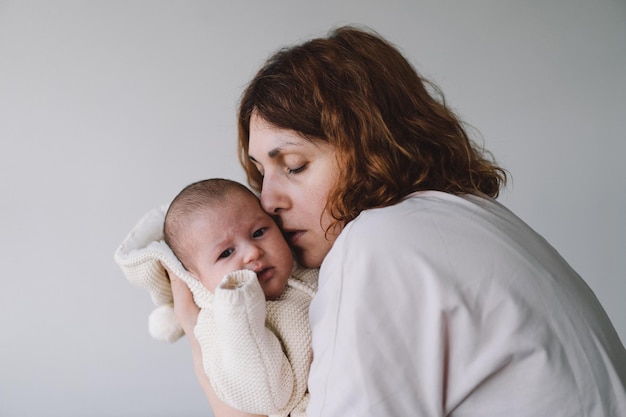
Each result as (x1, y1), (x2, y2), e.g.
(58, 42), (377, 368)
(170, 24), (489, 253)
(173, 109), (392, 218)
(247, 113), (341, 268)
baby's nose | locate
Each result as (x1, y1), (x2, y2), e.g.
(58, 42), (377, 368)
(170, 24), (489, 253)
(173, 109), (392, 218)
(243, 244), (263, 265)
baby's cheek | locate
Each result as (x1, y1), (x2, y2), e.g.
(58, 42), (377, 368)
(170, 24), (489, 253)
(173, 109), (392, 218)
(196, 273), (220, 294)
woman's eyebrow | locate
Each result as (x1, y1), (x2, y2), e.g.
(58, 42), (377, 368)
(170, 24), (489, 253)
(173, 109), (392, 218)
(249, 141), (301, 161)
(268, 147), (282, 158)
(248, 147), (282, 162)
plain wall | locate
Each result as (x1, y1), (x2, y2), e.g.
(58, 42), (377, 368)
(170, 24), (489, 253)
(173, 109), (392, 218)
(1, 1), (624, 416)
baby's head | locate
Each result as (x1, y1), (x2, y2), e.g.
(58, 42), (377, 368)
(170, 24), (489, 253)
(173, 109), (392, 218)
(164, 178), (293, 300)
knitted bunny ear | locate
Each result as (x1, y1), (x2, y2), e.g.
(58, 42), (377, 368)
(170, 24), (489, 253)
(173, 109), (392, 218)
(114, 205), (213, 342)
(114, 205), (185, 342)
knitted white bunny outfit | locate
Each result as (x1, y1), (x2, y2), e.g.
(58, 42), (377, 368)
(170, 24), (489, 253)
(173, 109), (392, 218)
(114, 206), (317, 416)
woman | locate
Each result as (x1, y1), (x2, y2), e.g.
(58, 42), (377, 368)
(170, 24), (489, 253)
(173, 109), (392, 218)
(173, 26), (626, 416)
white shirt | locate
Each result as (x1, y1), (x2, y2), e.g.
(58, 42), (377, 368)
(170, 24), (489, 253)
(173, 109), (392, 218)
(307, 191), (626, 416)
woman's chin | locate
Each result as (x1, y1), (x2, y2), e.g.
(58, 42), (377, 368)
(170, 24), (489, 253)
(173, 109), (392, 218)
(294, 247), (324, 269)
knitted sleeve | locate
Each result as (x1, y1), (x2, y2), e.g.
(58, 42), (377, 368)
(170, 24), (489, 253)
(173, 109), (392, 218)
(198, 270), (295, 415)
(264, 266), (318, 417)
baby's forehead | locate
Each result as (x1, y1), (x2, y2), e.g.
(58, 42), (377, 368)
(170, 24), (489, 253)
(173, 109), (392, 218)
(192, 191), (264, 223)
(226, 188), (259, 203)
(228, 188), (265, 210)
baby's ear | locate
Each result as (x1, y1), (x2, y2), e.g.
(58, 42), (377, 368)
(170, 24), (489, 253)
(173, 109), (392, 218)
(148, 304), (184, 342)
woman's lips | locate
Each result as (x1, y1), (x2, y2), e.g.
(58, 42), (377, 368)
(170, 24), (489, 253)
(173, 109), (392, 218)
(285, 230), (304, 246)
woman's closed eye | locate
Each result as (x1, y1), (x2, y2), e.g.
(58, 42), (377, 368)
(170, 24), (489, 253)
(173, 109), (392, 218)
(286, 164), (306, 175)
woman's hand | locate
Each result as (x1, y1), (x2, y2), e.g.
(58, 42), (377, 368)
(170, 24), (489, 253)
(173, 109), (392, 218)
(167, 265), (200, 336)
(166, 265), (266, 417)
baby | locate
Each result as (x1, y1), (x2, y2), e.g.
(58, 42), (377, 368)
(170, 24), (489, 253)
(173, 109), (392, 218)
(115, 178), (317, 417)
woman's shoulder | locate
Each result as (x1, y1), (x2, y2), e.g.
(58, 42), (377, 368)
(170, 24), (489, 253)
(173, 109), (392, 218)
(343, 191), (488, 239)
(332, 190), (525, 268)
(356, 189), (479, 217)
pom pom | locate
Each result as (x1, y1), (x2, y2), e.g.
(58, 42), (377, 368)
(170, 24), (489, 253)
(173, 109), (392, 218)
(148, 304), (184, 342)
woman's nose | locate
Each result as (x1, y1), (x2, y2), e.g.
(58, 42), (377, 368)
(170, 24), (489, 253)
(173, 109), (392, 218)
(260, 175), (288, 214)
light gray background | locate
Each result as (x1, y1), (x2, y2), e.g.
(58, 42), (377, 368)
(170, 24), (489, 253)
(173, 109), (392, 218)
(1, 1), (624, 416)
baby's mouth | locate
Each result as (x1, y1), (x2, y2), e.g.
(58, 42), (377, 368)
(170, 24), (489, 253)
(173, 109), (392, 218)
(256, 267), (274, 282)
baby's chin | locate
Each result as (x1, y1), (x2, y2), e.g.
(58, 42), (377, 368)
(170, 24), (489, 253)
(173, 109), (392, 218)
(261, 277), (289, 300)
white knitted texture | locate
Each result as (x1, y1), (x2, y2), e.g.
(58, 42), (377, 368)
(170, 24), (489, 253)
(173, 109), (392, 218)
(113, 205), (211, 342)
(198, 267), (317, 417)
(115, 206), (317, 416)
(149, 304), (184, 343)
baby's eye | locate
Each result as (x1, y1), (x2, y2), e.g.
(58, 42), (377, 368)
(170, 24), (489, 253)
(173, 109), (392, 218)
(218, 248), (234, 259)
(253, 228), (266, 238)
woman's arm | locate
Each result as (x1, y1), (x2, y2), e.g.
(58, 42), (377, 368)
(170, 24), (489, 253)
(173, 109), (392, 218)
(169, 269), (266, 417)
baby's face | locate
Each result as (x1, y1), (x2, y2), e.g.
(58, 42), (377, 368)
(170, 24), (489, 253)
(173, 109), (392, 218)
(184, 191), (293, 300)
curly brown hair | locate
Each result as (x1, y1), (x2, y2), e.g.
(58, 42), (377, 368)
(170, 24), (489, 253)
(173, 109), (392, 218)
(238, 25), (507, 230)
